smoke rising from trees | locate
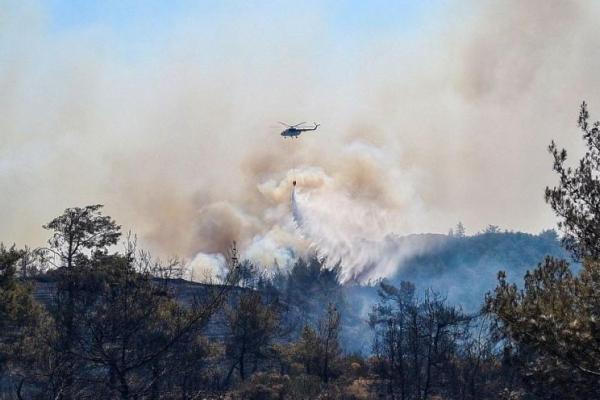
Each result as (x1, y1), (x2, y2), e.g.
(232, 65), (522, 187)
(2, 1), (600, 280)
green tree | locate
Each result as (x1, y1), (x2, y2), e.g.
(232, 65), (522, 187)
(68, 249), (228, 399)
(16, 206), (236, 400)
(483, 225), (500, 234)
(0, 245), (29, 355)
(282, 257), (344, 336)
(41, 205), (121, 399)
(546, 102), (600, 260)
(292, 303), (342, 383)
(486, 258), (600, 398)
(455, 222), (466, 237)
(0, 246), (44, 368)
(224, 291), (280, 384)
(43, 204), (121, 268)
(293, 325), (322, 376)
(487, 103), (600, 398)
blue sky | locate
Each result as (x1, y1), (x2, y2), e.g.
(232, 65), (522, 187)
(44, 0), (450, 55)
(46, 1), (442, 31)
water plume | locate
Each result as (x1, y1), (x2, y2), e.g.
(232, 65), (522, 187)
(291, 176), (433, 282)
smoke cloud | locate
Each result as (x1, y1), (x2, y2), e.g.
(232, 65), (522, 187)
(2, 0), (600, 281)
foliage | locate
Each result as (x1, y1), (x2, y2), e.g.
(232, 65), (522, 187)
(486, 257), (600, 398)
(0, 244), (47, 388)
(455, 222), (466, 237)
(368, 280), (504, 400)
(5, 102), (600, 398)
(283, 257), (344, 327)
(231, 372), (292, 400)
(390, 230), (568, 310)
(1, 206), (238, 400)
(0, 246), (36, 351)
(224, 291), (281, 383)
(546, 102), (600, 260)
(42, 204), (121, 265)
(291, 303), (342, 383)
(0, 202), (569, 399)
(486, 103), (600, 399)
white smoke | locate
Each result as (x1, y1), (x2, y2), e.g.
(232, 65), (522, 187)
(3, 1), (600, 284)
(188, 141), (427, 283)
(188, 252), (227, 283)
(189, 145), (426, 283)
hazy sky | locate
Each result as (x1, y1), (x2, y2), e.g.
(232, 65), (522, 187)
(2, 1), (600, 268)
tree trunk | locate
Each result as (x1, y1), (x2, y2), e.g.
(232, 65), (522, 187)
(239, 352), (246, 381)
(118, 373), (130, 400)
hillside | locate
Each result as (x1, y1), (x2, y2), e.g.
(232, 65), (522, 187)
(341, 230), (570, 353)
(30, 230), (571, 356)
(389, 230), (570, 308)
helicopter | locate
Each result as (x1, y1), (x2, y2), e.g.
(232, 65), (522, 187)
(279, 122), (320, 138)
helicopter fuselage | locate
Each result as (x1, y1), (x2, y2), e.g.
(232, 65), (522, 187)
(281, 128), (302, 138)
(280, 124), (319, 138)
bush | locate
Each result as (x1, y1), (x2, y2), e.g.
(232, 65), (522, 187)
(232, 372), (290, 400)
(288, 374), (322, 399)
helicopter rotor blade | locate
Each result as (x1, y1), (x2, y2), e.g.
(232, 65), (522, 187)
(292, 122), (306, 128)
(278, 121), (292, 127)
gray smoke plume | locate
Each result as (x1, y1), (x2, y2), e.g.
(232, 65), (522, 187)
(2, 1), (600, 281)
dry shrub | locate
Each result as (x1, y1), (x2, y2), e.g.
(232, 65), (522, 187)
(231, 372), (290, 400)
(342, 378), (372, 400)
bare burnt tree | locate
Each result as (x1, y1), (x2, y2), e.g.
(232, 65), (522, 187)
(317, 303), (342, 384)
(369, 281), (473, 400)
